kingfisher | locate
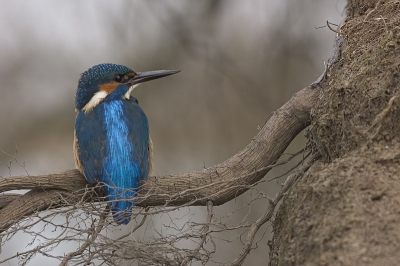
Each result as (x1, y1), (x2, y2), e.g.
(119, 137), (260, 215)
(74, 63), (179, 225)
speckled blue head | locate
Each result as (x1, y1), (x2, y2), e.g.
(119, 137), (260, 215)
(76, 63), (133, 110)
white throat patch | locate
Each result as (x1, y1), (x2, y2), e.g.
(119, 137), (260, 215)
(82, 91), (108, 113)
(82, 84), (140, 113)
(124, 84), (140, 99)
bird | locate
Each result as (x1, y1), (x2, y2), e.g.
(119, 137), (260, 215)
(73, 63), (179, 225)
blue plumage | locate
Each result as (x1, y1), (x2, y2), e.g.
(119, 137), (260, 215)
(76, 96), (148, 224)
(74, 63), (179, 225)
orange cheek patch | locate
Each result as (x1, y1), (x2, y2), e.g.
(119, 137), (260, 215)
(100, 82), (119, 94)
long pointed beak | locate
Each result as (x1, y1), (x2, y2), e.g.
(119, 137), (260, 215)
(129, 70), (180, 85)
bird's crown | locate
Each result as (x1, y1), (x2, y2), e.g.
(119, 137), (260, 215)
(78, 63), (133, 89)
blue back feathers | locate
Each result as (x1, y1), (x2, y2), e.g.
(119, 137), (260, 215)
(75, 63), (149, 225)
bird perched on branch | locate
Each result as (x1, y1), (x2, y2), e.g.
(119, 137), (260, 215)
(74, 63), (179, 224)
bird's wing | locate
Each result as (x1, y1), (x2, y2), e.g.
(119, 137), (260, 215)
(74, 110), (106, 183)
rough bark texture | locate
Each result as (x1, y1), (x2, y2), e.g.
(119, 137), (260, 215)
(270, 0), (400, 265)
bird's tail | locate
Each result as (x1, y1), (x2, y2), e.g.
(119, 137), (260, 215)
(104, 185), (137, 225)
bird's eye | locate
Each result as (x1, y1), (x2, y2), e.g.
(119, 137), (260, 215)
(114, 75), (122, 82)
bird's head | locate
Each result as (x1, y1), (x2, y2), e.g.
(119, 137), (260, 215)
(75, 63), (179, 112)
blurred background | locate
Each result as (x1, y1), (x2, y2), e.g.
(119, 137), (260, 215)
(0, 0), (346, 265)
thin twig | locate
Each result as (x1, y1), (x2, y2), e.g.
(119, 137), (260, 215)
(326, 21), (342, 35)
(181, 200), (214, 265)
(59, 207), (109, 265)
(364, 0), (382, 22)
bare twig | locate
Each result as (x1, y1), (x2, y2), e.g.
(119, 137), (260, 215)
(326, 21), (342, 35)
(364, 0), (383, 22)
(181, 201), (214, 264)
(59, 206), (109, 266)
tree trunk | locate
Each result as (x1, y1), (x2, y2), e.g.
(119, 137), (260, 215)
(269, 1), (400, 265)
